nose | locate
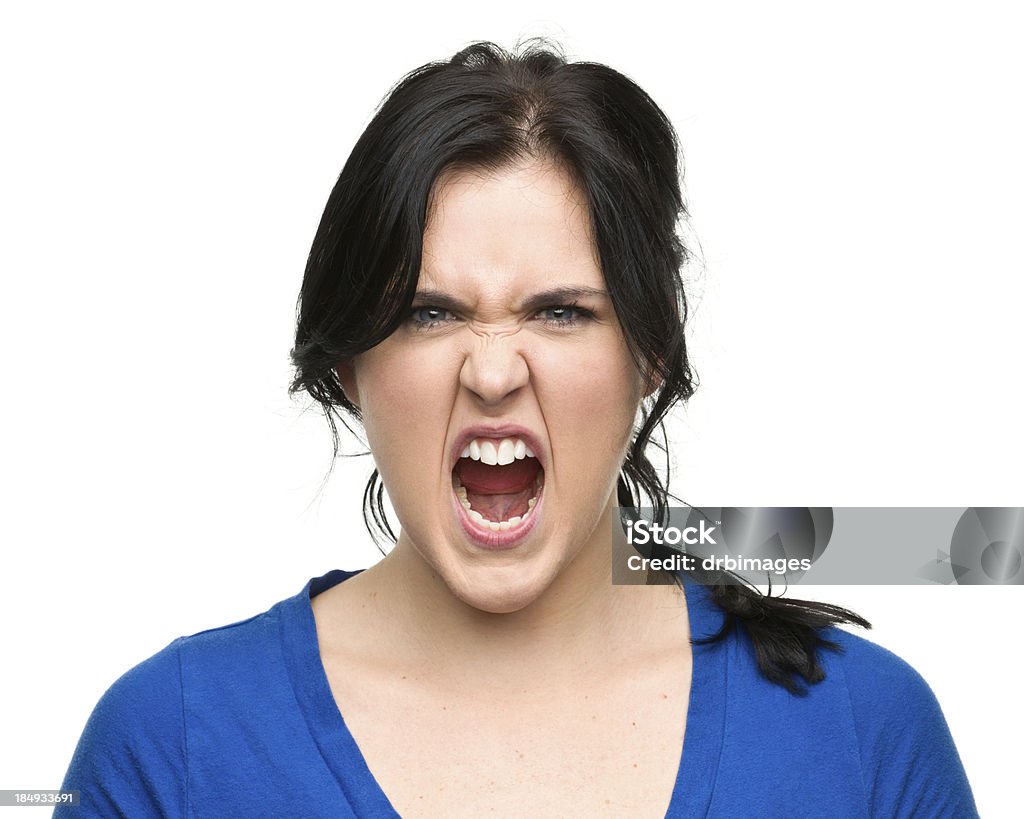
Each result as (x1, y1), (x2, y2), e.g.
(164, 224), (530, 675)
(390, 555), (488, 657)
(459, 331), (530, 407)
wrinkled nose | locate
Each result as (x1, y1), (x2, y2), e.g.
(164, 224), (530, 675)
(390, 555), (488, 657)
(459, 332), (530, 407)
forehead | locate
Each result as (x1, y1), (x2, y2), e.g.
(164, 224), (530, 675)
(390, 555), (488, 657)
(419, 158), (603, 296)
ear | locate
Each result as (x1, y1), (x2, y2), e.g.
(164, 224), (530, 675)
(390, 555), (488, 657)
(335, 361), (361, 410)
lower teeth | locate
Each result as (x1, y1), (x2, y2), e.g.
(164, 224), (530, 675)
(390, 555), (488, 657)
(467, 506), (534, 531)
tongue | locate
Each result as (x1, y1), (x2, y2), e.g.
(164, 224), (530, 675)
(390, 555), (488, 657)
(455, 458), (540, 522)
(457, 458), (537, 494)
(468, 488), (532, 521)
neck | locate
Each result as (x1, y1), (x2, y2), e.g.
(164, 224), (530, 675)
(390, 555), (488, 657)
(350, 500), (678, 673)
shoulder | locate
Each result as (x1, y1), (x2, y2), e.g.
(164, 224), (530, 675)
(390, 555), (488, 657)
(817, 625), (965, 759)
(688, 582), (960, 741)
(786, 625), (978, 817)
(174, 601), (288, 682)
(819, 624), (934, 707)
(819, 627), (978, 817)
(93, 596), (292, 717)
(57, 637), (188, 816)
(57, 597), (298, 817)
(815, 626), (954, 745)
(686, 582), (979, 817)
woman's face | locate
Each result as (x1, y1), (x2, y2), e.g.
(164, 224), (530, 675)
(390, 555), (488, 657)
(346, 157), (646, 613)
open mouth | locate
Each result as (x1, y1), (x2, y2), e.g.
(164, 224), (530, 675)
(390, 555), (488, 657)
(452, 436), (544, 532)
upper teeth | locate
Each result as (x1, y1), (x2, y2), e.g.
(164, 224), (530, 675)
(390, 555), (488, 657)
(460, 437), (536, 466)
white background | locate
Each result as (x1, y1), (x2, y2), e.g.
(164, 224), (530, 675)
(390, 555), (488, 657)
(2, 1), (1021, 815)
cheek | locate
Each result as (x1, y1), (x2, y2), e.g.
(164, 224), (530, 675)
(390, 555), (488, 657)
(353, 344), (456, 488)
(533, 333), (643, 461)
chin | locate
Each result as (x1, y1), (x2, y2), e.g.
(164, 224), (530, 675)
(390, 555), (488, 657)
(444, 556), (562, 615)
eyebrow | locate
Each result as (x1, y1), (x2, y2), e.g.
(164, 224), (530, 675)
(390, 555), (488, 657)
(411, 286), (611, 314)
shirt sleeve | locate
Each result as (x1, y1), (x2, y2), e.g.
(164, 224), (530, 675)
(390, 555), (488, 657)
(836, 632), (979, 818)
(54, 639), (188, 818)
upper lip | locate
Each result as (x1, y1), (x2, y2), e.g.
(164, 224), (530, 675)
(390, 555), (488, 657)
(449, 424), (547, 474)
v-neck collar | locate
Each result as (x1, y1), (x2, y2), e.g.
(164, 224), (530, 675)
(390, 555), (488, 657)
(280, 569), (727, 818)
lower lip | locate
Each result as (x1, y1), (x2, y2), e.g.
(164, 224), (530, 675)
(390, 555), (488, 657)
(451, 488), (542, 550)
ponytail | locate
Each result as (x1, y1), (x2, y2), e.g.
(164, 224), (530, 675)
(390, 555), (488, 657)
(697, 575), (871, 695)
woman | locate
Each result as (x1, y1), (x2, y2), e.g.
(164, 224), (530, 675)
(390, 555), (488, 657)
(58, 42), (977, 817)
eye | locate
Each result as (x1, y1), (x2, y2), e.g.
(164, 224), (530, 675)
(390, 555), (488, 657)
(409, 306), (457, 329)
(536, 304), (592, 326)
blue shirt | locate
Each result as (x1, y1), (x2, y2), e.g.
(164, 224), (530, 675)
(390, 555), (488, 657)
(56, 570), (978, 817)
